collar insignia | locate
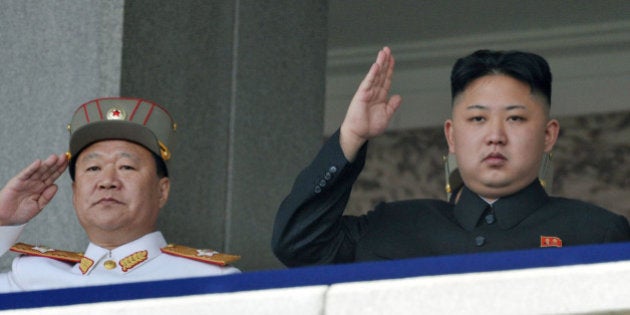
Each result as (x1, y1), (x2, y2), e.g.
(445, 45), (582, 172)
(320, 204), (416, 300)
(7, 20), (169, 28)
(119, 250), (148, 272)
(79, 257), (94, 275)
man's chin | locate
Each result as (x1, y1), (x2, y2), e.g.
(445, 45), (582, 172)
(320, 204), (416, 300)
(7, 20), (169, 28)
(84, 217), (126, 232)
(470, 179), (522, 199)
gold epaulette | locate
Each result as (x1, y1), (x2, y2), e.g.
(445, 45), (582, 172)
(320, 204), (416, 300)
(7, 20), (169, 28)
(161, 244), (240, 266)
(10, 242), (83, 263)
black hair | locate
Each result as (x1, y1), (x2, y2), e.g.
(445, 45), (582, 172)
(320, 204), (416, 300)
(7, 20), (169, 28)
(69, 149), (168, 180)
(153, 153), (168, 178)
(450, 50), (552, 106)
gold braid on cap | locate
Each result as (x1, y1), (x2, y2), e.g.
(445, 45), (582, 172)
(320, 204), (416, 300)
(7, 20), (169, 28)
(159, 141), (171, 161)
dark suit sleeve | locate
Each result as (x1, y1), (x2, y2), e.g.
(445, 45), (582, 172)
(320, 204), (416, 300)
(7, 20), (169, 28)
(604, 214), (630, 242)
(272, 129), (370, 267)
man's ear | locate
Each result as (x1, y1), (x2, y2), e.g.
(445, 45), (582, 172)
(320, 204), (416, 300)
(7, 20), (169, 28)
(158, 177), (170, 208)
(544, 119), (560, 152)
(71, 181), (77, 209)
(444, 119), (456, 154)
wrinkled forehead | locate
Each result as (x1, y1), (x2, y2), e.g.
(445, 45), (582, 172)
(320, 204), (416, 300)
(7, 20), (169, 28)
(75, 140), (154, 164)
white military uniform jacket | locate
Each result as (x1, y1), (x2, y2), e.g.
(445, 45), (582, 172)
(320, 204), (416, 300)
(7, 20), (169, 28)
(0, 226), (240, 292)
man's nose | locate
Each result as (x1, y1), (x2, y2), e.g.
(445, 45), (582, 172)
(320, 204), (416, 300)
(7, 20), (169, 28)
(98, 168), (119, 189)
(485, 119), (507, 145)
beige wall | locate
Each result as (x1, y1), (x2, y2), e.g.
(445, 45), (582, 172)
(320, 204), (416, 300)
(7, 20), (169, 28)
(344, 110), (630, 221)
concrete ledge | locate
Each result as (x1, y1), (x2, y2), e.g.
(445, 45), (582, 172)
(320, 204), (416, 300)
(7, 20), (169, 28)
(3, 286), (328, 315)
(2, 242), (630, 314)
(327, 261), (630, 314)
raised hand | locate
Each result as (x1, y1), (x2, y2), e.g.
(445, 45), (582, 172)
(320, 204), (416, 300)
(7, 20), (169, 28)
(0, 154), (68, 226)
(340, 46), (402, 161)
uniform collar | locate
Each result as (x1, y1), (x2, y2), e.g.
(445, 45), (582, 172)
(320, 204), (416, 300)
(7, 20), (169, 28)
(73, 231), (167, 275)
(454, 180), (549, 231)
(454, 186), (489, 231)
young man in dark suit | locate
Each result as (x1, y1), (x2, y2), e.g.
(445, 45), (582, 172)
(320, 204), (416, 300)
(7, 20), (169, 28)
(272, 47), (630, 266)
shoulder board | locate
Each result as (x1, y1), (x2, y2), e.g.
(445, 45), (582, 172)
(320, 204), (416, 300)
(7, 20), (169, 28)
(161, 244), (240, 266)
(10, 242), (83, 263)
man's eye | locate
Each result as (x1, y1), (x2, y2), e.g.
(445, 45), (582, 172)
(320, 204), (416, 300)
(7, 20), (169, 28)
(120, 165), (135, 170)
(469, 116), (485, 122)
(86, 166), (100, 172)
(508, 116), (525, 122)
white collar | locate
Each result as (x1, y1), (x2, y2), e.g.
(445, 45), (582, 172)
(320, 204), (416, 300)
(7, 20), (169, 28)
(73, 231), (167, 275)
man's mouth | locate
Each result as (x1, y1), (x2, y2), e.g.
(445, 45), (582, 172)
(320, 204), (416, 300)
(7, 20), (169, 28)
(94, 197), (122, 206)
(483, 153), (507, 166)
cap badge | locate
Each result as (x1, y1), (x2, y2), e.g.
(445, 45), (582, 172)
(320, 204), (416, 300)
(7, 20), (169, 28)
(106, 107), (126, 120)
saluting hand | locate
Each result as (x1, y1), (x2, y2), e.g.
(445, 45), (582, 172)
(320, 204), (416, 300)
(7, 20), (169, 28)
(340, 46), (402, 161)
(0, 154), (68, 226)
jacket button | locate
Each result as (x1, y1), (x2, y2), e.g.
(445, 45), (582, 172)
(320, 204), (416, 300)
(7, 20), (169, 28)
(314, 186), (322, 194)
(475, 236), (485, 247)
(484, 214), (495, 224)
(103, 260), (117, 270)
(324, 172), (332, 180)
(329, 166), (337, 173)
(318, 179), (327, 187)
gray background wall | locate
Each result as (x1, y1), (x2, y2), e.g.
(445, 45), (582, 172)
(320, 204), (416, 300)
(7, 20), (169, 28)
(119, 0), (326, 271)
(0, 0), (326, 272)
(0, 0), (125, 271)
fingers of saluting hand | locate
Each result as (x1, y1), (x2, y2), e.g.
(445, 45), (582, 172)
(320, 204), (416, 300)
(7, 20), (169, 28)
(41, 153), (68, 185)
(357, 47), (397, 105)
(373, 46), (394, 92)
(17, 154), (68, 189)
(0, 154), (67, 225)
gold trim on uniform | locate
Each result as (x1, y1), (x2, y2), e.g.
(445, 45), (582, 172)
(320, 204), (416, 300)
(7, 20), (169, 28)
(10, 242), (83, 263)
(161, 244), (240, 266)
(119, 250), (148, 272)
(79, 257), (94, 275)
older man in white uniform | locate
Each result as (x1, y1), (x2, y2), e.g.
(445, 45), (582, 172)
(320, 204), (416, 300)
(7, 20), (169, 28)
(0, 98), (240, 292)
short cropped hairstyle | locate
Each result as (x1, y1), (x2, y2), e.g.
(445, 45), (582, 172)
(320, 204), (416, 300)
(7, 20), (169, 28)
(450, 50), (552, 107)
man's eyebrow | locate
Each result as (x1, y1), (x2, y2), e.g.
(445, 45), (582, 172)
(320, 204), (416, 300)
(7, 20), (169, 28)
(80, 152), (101, 161)
(505, 104), (527, 111)
(118, 152), (136, 159)
(465, 104), (488, 110)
